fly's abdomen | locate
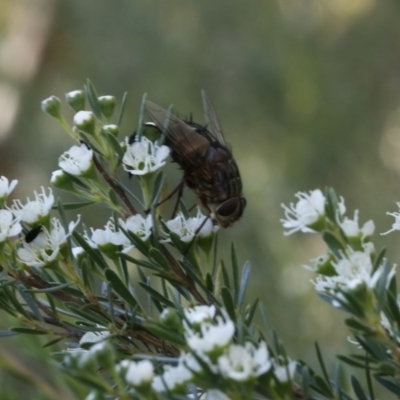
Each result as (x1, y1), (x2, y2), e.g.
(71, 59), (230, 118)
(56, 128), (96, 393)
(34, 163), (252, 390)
(190, 145), (242, 204)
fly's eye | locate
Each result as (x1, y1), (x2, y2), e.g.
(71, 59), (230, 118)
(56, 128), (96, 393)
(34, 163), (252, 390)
(216, 198), (240, 217)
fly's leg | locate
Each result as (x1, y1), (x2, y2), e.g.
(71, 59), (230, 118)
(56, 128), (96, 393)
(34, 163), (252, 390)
(145, 179), (186, 215)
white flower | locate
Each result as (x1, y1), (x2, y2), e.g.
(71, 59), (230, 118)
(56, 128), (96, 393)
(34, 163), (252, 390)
(11, 187), (54, 224)
(200, 390), (232, 400)
(59, 144), (93, 176)
(273, 358), (297, 382)
(152, 361), (193, 393)
(281, 189), (326, 235)
(85, 219), (129, 250)
(124, 360), (154, 387)
(184, 305), (216, 325)
(17, 216), (80, 267)
(122, 136), (170, 175)
(0, 210), (22, 243)
(340, 210), (375, 239)
(312, 246), (394, 292)
(73, 110), (94, 127)
(80, 328), (110, 346)
(119, 214), (152, 241)
(165, 209), (218, 243)
(382, 202), (400, 235)
(0, 176), (18, 199)
(218, 342), (271, 382)
(185, 312), (235, 354)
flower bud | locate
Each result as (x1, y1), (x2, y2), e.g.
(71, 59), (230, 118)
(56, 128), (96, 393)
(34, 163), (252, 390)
(124, 360), (154, 388)
(102, 124), (119, 137)
(160, 308), (183, 332)
(73, 111), (96, 135)
(98, 96), (116, 119)
(65, 90), (86, 112)
(50, 169), (75, 191)
(41, 96), (62, 119)
(90, 341), (115, 369)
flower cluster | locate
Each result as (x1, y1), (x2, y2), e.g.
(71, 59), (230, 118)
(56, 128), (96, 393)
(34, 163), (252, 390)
(281, 189), (390, 297)
(68, 305), (296, 397)
(0, 181), (82, 268)
(6, 86), (399, 399)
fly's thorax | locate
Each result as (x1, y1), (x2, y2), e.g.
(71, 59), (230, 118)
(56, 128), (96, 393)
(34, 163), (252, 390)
(204, 145), (231, 164)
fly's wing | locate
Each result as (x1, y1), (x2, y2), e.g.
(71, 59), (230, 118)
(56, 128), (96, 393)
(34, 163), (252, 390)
(201, 90), (227, 146)
(145, 100), (210, 163)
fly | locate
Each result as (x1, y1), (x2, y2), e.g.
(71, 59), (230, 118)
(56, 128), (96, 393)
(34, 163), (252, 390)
(145, 90), (246, 228)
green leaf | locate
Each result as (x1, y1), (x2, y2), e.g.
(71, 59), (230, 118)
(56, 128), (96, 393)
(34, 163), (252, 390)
(65, 304), (111, 326)
(337, 355), (371, 369)
(325, 187), (340, 223)
(0, 280), (17, 289)
(10, 327), (47, 335)
(73, 231), (109, 270)
(205, 273), (214, 292)
(53, 201), (96, 210)
(0, 331), (20, 337)
(142, 323), (185, 347)
(376, 259), (391, 309)
(151, 171), (166, 206)
(85, 79), (102, 118)
(373, 247), (386, 272)
(350, 375), (368, 400)
(365, 360), (375, 400)
(18, 285), (43, 322)
(333, 362), (343, 400)
(300, 365), (310, 400)
(118, 253), (161, 271)
(238, 261), (250, 308)
(3, 286), (29, 317)
(136, 93), (147, 140)
(105, 269), (140, 309)
(149, 247), (170, 270)
(386, 292), (400, 335)
(43, 337), (64, 348)
(374, 376), (400, 396)
(345, 318), (375, 335)
(108, 187), (120, 207)
(231, 243), (239, 305)
(24, 282), (75, 293)
(117, 91), (128, 126)
(139, 282), (174, 307)
(67, 371), (111, 392)
(314, 375), (334, 397)
(356, 336), (388, 360)
(102, 130), (124, 159)
(244, 298), (259, 326)
(220, 260), (230, 288)
(314, 342), (333, 395)
(221, 287), (236, 322)
(322, 231), (345, 257)
(119, 228), (150, 257)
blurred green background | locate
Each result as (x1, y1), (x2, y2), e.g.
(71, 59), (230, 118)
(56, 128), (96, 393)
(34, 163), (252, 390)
(1, 0), (400, 397)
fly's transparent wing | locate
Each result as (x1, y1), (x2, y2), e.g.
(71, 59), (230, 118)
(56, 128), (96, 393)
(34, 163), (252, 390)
(201, 90), (226, 146)
(145, 100), (210, 162)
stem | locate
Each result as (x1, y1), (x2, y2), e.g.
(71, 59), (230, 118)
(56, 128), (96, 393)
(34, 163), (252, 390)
(93, 154), (137, 216)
